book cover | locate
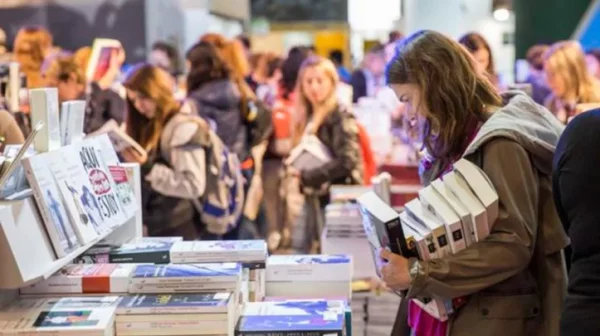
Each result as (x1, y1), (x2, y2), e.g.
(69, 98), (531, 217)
(47, 296), (121, 309)
(453, 159), (499, 231)
(266, 255), (352, 282)
(58, 180), (99, 245)
(431, 179), (475, 247)
(443, 171), (489, 242)
(60, 100), (85, 146)
(237, 300), (345, 335)
(419, 186), (466, 254)
(128, 236), (183, 244)
(32, 308), (114, 329)
(404, 199), (452, 258)
(131, 263), (241, 284)
(22, 152), (80, 257)
(170, 240), (267, 263)
(86, 38), (122, 82)
(117, 293), (231, 315)
(29, 88), (61, 153)
(110, 240), (175, 264)
(356, 191), (417, 277)
(87, 119), (147, 161)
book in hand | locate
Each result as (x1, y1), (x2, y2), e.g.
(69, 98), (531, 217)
(419, 185), (466, 254)
(431, 179), (476, 247)
(88, 119), (147, 162)
(86, 38), (122, 82)
(285, 134), (332, 171)
(404, 199), (452, 258)
(357, 191), (418, 277)
(236, 300), (346, 336)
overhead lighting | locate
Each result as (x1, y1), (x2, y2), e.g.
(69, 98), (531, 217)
(493, 8), (510, 21)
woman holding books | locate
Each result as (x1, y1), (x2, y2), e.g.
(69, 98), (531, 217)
(380, 30), (568, 336)
(120, 63), (208, 240)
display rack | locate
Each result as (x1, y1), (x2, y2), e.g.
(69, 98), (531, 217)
(0, 156), (142, 291)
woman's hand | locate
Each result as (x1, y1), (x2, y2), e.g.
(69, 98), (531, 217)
(121, 148), (147, 164)
(379, 248), (411, 291)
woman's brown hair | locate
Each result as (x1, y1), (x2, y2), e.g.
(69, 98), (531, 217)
(387, 30), (502, 162)
(44, 55), (85, 86)
(14, 26), (53, 89)
(459, 32), (497, 82)
(123, 64), (180, 151)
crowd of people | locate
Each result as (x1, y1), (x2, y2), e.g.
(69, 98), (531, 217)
(1, 24), (600, 336)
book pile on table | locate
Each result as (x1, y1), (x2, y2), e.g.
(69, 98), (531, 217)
(117, 292), (236, 336)
(265, 254), (353, 300)
(170, 240), (267, 302)
(321, 202), (377, 280)
(0, 296), (119, 336)
(358, 158), (499, 321)
(236, 300), (346, 336)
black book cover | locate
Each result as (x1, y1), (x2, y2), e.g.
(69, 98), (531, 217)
(108, 241), (173, 264)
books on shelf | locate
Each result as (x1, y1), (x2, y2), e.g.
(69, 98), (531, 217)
(29, 88), (61, 153)
(109, 237), (176, 264)
(60, 100), (86, 146)
(19, 264), (135, 295)
(236, 300), (346, 336)
(117, 293), (233, 315)
(170, 240), (267, 264)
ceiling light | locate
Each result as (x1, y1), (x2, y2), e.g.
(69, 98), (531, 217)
(493, 8), (510, 21)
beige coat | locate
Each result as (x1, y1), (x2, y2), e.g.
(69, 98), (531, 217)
(393, 92), (569, 336)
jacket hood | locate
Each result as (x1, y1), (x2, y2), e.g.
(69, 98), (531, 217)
(188, 79), (241, 109)
(464, 91), (565, 175)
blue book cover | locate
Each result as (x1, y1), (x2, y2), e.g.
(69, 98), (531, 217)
(268, 254), (351, 266)
(237, 300), (345, 334)
(132, 263), (242, 279)
(120, 293), (231, 310)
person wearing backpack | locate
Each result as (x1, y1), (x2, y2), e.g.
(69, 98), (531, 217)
(120, 63), (244, 239)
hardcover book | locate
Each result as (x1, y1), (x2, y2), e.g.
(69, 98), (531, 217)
(400, 210), (438, 259)
(419, 185), (466, 254)
(117, 293), (232, 315)
(431, 179), (476, 247)
(130, 263), (242, 285)
(237, 300), (345, 336)
(29, 88), (61, 153)
(109, 239), (174, 264)
(266, 255), (353, 282)
(404, 199), (452, 258)
(357, 191), (417, 277)
(443, 171), (489, 242)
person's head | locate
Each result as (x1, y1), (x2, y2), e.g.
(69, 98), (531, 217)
(150, 41), (179, 75)
(185, 41), (230, 93)
(544, 41), (600, 102)
(386, 30), (502, 161)
(525, 44), (549, 76)
(389, 30), (404, 44)
(329, 49), (344, 66)
(294, 56), (340, 143)
(586, 49), (600, 79)
(44, 55), (86, 103)
(236, 34), (251, 58)
(280, 46), (311, 99)
(201, 33), (250, 81)
(73, 46), (92, 75)
(266, 56), (283, 84)
(459, 32), (495, 79)
(14, 26), (53, 88)
(123, 64), (180, 150)
(363, 44), (386, 76)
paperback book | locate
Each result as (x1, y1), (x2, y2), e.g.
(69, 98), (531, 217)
(266, 255), (352, 282)
(130, 263), (242, 285)
(109, 239), (175, 264)
(170, 240), (267, 264)
(117, 293), (232, 315)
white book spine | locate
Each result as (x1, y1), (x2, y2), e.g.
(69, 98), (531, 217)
(265, 262), (351, 282)
(131, 275), (239, 286)
(61, 100), (86, 146)
(128, 282), (238, 294)
(29, 88), (61, 153)
(7, 62), (20, 113)
(20, 277), (82, 294)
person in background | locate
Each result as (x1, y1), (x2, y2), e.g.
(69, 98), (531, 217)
(385, 30), (404, 63)
(292, 56), (364, 252)
(459, 32), (499, 87)
(383, 30), (567, 336)
(0, 108), (24, 151)
(236, 34), (252, 61)
(70, 46), (126, 134)
(43, 55), (86, 104)
(553, 110), (600, 335)
(329, 49), (351, 83)
(149, 41), (180, 76)
(544, 41), (600, 123)
(247, 52), (273, 93)
(585, 48), (600, 80)
(122, 64), (207, 239)
(525, 44), (552, 105)
(351, 44), (387, 103)
(256, 55), (283, 106)
(13, 26), (54, 89)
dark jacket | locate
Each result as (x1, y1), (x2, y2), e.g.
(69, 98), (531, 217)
(394, 92), (568, 336)
(300, 104), (363, 189)
(188, 79), (248, 160)
(350, 70), (367, 103)
(553, 109), (600, 336)
(84, 82), (126, 134)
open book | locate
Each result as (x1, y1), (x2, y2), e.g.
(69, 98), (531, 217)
(86, 38), (122, 82)
(87, 120), (147, 162)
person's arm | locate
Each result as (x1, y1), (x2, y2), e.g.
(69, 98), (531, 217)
(0, 110), (25, 146)
(406, 139), (539, 299)
(300, 111), (362, 188)
(144, 122), (206, 200)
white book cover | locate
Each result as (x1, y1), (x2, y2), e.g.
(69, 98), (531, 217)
(453, 159), (499, 229)
(58, 180), (99, 244)
(404, 199), (452, 257)
(1, 307), (115, 335)
(285, 135), (332, 171)
(400, 217), (432, 261)
(22, 152), (80, 257)
(170, 240), (267, 263)
(266, 255), (352, 282)
(116, 293), (232, 315)
(431, 179), (475, 247)
(443, 171), (489, 242)
(419, 186), (466, 253)
(29, 88), (61, 153)
(60, 100), (86, 146)
(130, 263), (242, 285)
(87, 119), (147, 162)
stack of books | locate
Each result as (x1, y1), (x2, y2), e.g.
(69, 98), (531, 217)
(322, 202), (377, 280)
(236, 300), (346, 336)
(0, 296), (119, 335)
(357, 158), (499, 321)
(265, 254), (353, 300)
(116, 292), (236, 336)
(170, 240), (267, 302)
(75, 237), (182, 264)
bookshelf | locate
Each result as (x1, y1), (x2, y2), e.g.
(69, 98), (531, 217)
(0, 161), (142, 290)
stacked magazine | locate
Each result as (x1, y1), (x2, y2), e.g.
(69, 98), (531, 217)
(264, 254), (353, 300)
(357, 158), (499, 321)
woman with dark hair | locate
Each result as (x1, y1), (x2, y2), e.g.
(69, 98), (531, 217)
(121, 63), (209, 239)
(185, 41), (247, 161)
(380, 30), (567, 336)
(459, 32), (498, 86)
